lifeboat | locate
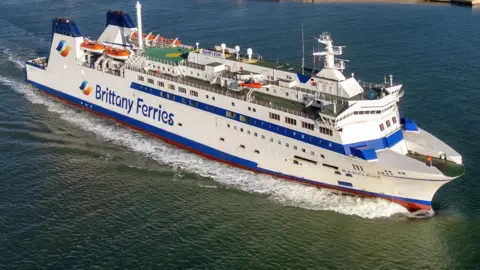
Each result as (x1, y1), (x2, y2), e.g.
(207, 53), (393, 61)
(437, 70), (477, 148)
(80, 40), (105, 54)
(105, 47), (131, 61)
(240, 81), (262, 88)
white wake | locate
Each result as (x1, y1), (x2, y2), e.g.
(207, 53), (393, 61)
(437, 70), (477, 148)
(0, 51), (410, 219)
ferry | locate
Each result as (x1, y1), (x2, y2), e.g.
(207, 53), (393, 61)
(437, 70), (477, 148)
(25, 3), (464, 212)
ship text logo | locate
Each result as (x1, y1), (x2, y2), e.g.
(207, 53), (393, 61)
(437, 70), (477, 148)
(95, 85), (174, 126)
(79, 81), (93, 95)
(56, 40), (71, 57)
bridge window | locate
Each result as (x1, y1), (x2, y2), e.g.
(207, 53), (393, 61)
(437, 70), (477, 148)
(190, 90), (198, 97)
(148, 78), (154, 84)
(158, 81), (164, 87)
(138, 76), (144, 81)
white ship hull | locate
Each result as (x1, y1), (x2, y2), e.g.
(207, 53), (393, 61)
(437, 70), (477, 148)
(25, 62), (451, 211)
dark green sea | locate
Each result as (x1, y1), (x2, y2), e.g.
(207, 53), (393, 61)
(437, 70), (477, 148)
(1, 0), (479, 269)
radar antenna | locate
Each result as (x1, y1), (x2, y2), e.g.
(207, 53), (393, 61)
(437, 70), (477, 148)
(313, 32), (347, 71)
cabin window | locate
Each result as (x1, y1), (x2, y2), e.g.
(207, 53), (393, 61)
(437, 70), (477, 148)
(261, 135), (265, 139)
(320, 127), (333, 136)
(138, 76), (144, 81)
(302, 148), (306, 153)
(212, 97), (215, 101)
(190, 90), (198, 97)
(168, 84), (175, 90)
(220, 137), (225, 141)
(293, 146), (297, 150)
(392, 116), (397, 124)
(286, 143), (290, 147)
(253, 108), (256, 112)
(354, 111), (359, 115)
(285, 117), (297, 126)
(320, 154), (325, 159)
(248, 107), (251, 111)
(379, 124), (385, 131)
(269, 112), (280, 121)
(178, 87), (186, 93)
(189, 100), (198, 107)
(158, 81), (164, 87)
(226, 111), (236, 119)
(240, 115), (249, 123)
(254, 150), (260, 154)
(269, 113), (280, 121)
(240, 128), (244, 132)
(148, 78), (154, 84)
(181, 98), (186, 104)
(302, 122), (314, 131)
(359, 111), (365, 115)
(270, 138), (274, 142)
(376, 110), (381, 114)
(386, 120), (391, 128)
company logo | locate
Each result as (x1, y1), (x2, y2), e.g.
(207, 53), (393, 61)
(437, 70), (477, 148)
(79, 81), (93, 95)
(56, 40), (71, 57)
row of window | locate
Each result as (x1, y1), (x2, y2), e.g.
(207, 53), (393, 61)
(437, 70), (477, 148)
(379, 116), (397, 132)
(319, 127), (333, 136)
(135, 78), (337, 150)
(338, 104), (397, 122)
(270, 112), (332, 136)
(225, 123), (326, 158)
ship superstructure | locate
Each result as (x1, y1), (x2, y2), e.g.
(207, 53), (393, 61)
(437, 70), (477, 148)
(25, 2), (464, 212)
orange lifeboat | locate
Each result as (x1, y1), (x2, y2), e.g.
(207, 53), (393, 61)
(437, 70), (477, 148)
(80, 40), (105, 54)
(105, 47), (131, 61)
(240, 81), (262, 88)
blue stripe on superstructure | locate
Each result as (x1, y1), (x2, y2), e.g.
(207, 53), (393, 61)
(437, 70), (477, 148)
(26, 79), (432, 207)
(130, 82), (403, 157)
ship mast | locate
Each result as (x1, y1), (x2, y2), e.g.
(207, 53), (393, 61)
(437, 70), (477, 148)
(136, 1), (143, 50)
(301, 24), (305, 74)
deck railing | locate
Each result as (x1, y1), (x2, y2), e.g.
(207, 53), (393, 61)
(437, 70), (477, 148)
(125, 64), (316, 119)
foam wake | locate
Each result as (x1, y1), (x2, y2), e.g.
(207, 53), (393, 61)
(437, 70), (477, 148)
(0, 65), (410, 219)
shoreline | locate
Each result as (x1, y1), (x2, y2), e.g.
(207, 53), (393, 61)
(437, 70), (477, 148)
(268, 0), (479, 6)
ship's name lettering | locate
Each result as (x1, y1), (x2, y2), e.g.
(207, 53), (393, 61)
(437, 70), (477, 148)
(95, 85), (174, 126)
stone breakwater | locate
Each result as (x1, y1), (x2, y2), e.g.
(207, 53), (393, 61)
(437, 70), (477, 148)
(270, 0), (479, 6)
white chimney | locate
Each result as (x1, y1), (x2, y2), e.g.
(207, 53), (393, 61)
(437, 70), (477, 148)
(196, 42), (199, 50)
(247, 48), (253, 61)
(136, 1), (143, 50)
(389, 74), (393, 86)
(235, 45), (240, 60)
(221, 43), (226, 58)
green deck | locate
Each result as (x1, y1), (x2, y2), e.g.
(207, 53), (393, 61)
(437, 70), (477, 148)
(143, 47), (190, 62)
(407, 152), (465, 178)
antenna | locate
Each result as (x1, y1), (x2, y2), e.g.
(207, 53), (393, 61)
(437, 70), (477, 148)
(301, 24), (305, 74)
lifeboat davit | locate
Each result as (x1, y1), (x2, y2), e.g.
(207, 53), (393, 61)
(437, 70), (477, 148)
(105, 47), (131, 61)
(80, 40), (105, 54)
(240, 81), (262, 88)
